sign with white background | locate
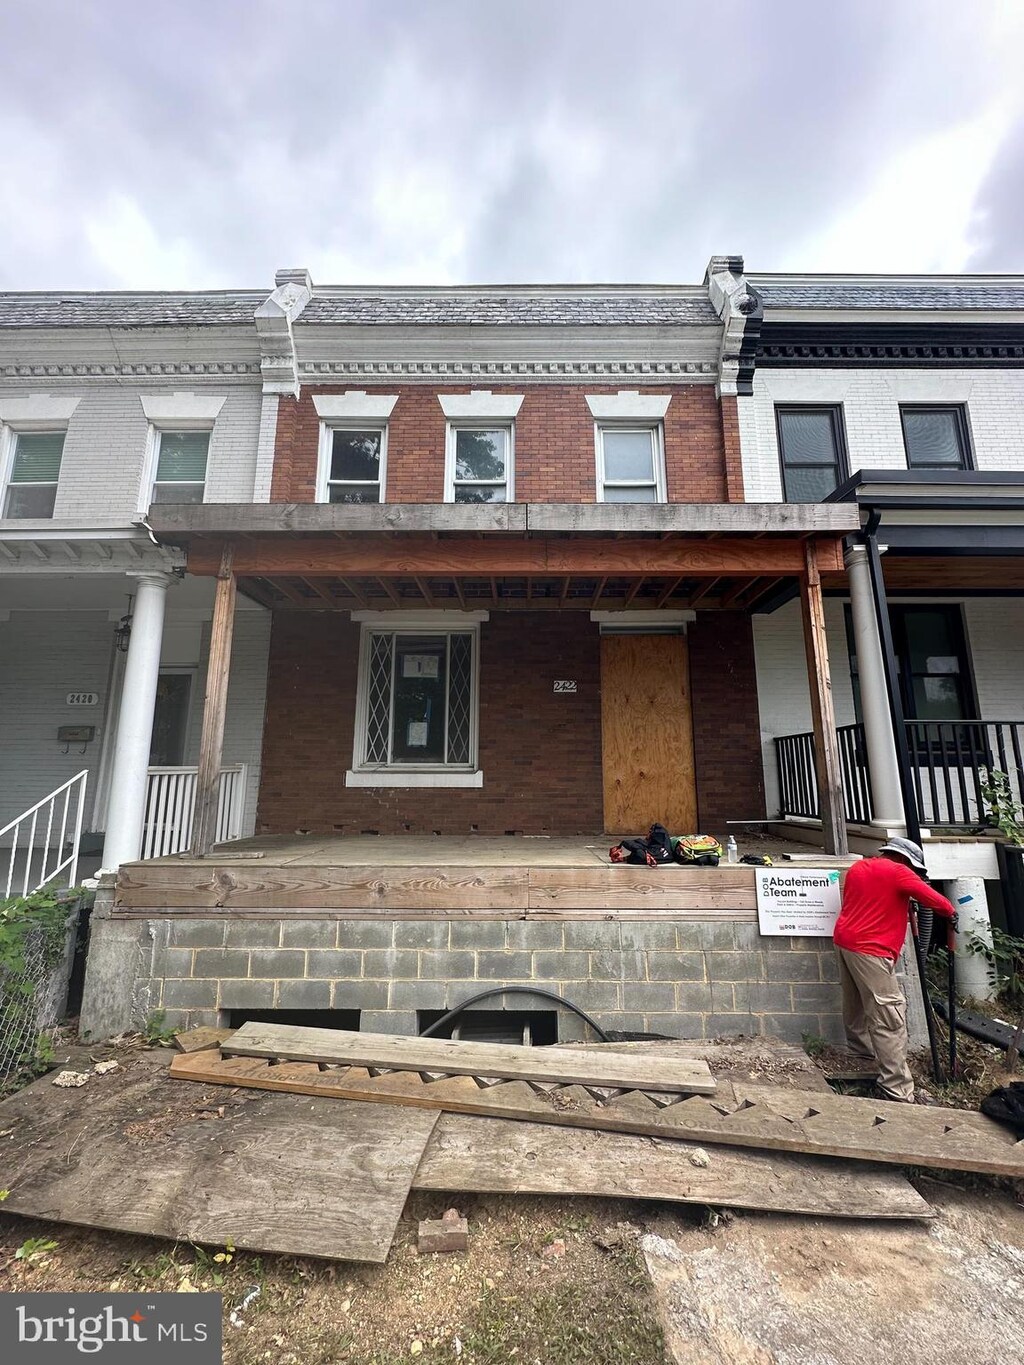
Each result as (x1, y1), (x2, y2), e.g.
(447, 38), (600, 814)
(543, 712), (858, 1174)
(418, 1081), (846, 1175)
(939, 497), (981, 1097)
(755, 868), (842, 937)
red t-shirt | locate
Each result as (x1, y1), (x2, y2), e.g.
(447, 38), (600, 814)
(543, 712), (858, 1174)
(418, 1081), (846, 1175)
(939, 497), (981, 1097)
(833, 856), (955, 960)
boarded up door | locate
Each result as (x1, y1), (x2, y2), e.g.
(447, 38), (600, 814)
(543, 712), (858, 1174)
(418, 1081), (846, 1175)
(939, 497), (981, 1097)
(600, 633), (697, 834)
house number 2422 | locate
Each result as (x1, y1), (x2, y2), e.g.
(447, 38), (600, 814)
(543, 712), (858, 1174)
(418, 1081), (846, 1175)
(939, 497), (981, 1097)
(553, 680), (578, 693)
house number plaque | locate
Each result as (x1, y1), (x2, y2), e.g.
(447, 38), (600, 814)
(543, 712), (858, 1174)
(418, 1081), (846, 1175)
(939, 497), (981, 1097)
(552, 680), (577, 693)
(66, 692), (99, 706)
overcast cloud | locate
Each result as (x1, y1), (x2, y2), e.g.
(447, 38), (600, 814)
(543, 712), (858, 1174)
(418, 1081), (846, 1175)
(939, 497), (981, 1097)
(1, 0), (1022, 290)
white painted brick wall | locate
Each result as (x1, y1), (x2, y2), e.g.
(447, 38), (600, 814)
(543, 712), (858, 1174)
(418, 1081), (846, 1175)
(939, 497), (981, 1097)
(753, 598), (857, 817)
(0, 603), (271, 842)
(0, 610), (113, 834)
(739, 368), (1024, 502)
(753, 596), (1024, 816)
(0, 377), (261, 524)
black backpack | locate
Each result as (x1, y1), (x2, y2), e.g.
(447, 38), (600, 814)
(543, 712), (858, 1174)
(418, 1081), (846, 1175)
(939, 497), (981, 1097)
(611, 823), (674, 867)
(980, 1081), (1024, 1136)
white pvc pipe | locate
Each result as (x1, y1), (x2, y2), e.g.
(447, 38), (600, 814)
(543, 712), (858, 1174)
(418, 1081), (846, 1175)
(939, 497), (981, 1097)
(946, 875), (996, 1001)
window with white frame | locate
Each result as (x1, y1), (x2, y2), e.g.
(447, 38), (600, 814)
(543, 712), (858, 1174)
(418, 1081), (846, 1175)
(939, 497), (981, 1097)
(586, 392), (671, 504)
(596, 426), (665, 502)
(151, 431), (210, 503)
(313, 392), (398, 505)
(324, 428), (386, 503)
(348, 617), (484, 786)
(447, 426), (512, 502)
(438, 392), (523, 505)
(140, 394), (225, 513)
(2, 431), (66, 517)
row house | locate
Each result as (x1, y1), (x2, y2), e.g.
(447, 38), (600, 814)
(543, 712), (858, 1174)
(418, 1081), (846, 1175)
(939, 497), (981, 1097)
(2, 260), (1019, 1047)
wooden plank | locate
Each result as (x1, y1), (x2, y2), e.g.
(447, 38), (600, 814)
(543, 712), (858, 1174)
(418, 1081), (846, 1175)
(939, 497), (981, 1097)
(222, 1022), (718, 1094)
(572, 1037), (832, 1092)
(413, 1114), (933, 1220)
(0, 1052), (437, 1263)
(149, 502), (857, 540)
(189, 546), (237, 857)
(600, 634), (697, 835)
(186, 535), (820, 580)
(800, 541), (848, 857)
(115, 863), (531, 911)
(174, 1026), (235, 1053)
(172, 1052), (1024, 1178)
(528, 867), (756, 912)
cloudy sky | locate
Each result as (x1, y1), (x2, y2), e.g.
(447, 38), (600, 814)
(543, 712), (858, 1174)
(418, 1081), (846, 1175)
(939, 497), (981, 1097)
(2, 0), (1022, 290)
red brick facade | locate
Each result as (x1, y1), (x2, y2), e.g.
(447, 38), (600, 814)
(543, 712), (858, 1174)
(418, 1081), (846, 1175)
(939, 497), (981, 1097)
(270, 384), (734, 504)
(688, 612), (767, 831)
(256, 610), (765, 837)
(257, 611), (605, 835)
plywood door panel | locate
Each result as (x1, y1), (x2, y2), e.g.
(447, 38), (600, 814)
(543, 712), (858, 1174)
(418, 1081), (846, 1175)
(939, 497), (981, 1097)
(600, 633), (697, 834)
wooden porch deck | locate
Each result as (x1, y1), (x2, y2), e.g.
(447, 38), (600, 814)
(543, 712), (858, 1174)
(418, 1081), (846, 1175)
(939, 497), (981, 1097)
(114, 834), (770, 919)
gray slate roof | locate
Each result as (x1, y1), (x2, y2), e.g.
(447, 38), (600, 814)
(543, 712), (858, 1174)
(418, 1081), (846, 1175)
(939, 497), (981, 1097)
(300, 290), (718, 326)
(755, 281), (1024, 311)
(0, 292), (267, 328)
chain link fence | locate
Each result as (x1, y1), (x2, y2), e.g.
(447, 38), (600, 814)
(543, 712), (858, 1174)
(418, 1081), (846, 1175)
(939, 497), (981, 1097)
(0, 897), (82, 1089)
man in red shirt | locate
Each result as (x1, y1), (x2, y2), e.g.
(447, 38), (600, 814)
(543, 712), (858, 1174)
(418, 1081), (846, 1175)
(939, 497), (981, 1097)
(833, 837), (956, 1103)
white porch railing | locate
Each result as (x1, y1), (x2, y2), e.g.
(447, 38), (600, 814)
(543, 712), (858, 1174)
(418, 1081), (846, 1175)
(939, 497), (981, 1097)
(141, 765), (248, 859)
(1, 771), (89, 898)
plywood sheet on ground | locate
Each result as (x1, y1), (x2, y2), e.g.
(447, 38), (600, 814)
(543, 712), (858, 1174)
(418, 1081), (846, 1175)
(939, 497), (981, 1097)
(572, 1037), (833, 1092)
(173, 1050), (1024, 1178)
(223, 1022), (717, 1094)
(0, 1052), (436, 1263)
(414, 1115), (932, 1219)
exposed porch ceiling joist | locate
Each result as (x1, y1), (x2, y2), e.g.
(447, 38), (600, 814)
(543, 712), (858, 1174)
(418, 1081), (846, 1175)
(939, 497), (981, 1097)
(236, 572), (775, 613)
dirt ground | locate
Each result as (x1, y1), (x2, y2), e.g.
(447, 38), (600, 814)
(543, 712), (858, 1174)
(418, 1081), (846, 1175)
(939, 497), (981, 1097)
(3, 1029), (1024, 1364)
(1, 1195), (668, 1365)
(643, 1180), (1024, 1365)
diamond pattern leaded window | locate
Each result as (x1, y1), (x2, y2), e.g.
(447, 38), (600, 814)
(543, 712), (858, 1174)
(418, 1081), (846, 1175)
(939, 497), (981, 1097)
(360, 629), (476, 768)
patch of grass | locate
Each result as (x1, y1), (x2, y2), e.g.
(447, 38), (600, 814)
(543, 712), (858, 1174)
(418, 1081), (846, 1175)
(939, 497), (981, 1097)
(801, 1031), (828, 1058)
(458, 1249), (664, 1365)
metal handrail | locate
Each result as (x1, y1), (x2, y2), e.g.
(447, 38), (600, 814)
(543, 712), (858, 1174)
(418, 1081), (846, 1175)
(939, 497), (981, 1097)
(1, 771), (89, 898)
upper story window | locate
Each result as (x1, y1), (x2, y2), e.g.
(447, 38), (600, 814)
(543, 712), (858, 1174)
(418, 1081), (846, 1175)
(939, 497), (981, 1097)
(140, 393), (225, 512)
(776, 405), (848, 502)
(2, 432), (66, 517)
(900, 405), (972, 470)
(0, 394), (80, 520)
(439, 393), (523, 504)
(324, 429), (386, 503)
(151, 431), (209, 503)
(586, 392), (671, 503)
(596, 427), (664, 502)
(314, 391), (398, 504)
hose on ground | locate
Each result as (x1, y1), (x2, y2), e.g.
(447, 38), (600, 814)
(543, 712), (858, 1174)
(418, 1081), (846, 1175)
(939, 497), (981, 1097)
(417, 985), (611, 1042)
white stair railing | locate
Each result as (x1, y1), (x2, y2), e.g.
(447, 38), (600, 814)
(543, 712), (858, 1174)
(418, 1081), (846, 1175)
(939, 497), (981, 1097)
(141, 764), (248, 859)
(1, 771), (89, 898)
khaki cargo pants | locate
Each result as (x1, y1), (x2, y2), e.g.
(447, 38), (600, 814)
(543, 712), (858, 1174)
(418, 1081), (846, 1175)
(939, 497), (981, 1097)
(835, 946), (915, 1102)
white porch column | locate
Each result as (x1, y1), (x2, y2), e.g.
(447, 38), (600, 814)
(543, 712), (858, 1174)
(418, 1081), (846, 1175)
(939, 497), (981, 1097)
(100, 572), (170, 872)
(845, 544), (904, 829)
(945, 875), (996, 1001)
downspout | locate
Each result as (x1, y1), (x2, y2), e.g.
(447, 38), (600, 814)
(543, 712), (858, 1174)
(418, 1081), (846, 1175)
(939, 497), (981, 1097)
(861, 510), (921, 845)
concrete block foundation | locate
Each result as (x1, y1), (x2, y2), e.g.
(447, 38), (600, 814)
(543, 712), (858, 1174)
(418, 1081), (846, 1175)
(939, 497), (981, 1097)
(80, 909), (847, 1047)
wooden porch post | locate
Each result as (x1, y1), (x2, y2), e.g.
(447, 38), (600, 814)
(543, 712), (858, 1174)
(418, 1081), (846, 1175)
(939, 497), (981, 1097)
(799, 540), (848, 856)
(189, 545), (237, 857)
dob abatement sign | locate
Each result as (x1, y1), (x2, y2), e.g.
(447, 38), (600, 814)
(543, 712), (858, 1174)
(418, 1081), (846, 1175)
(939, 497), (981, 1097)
(755, 868), (842, 937)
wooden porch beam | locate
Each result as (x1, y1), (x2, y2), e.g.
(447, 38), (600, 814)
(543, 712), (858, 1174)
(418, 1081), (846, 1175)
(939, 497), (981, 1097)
(590, 576), (608, 608)
(338, 577), (369, 608)
(623, 577), (646, 607)
(187, 535), (843, 580)
(190, 546), (237, 858)
(800, 542), (848, 856)
(302, 578), (339, 606)
(689, 577), (721, 606)
(655, 576), (685, 608)
(452, 578), (467, 609)
(378, 577), (402, 606)
(414, 576), (437, 607)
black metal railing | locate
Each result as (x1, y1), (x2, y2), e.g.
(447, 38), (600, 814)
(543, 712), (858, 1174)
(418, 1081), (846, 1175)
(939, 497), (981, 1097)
(775, 720), (1024, 829)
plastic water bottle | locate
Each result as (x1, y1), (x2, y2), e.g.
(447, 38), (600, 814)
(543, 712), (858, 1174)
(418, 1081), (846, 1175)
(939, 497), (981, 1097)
(726, 835), (739, 864)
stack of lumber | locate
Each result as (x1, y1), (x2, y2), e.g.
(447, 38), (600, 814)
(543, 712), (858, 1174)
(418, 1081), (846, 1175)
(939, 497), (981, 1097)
(7, 1021), (1020, 1264)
